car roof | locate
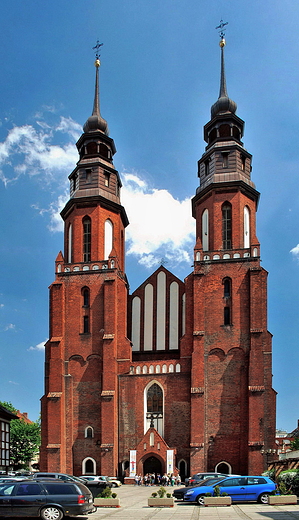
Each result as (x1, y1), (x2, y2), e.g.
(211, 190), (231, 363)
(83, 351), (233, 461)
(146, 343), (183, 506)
(192, 472), (226, 477)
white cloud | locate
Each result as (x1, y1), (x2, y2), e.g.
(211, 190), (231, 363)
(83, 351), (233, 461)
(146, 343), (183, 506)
(290, 244), (299, 257)
(56, 117), (82, 141)
(0, 119), (79, 186)
(4, 323), (16, 331)
(28, 340), (47, 352)
(32, 191), (69, 233)
(121, 172), (195, 269)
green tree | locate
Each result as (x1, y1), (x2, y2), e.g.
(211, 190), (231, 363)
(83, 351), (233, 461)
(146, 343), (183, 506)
(0, 401), (17, 414)
(10, 420), (41, 469)
(290, 438), (299, 451)
(0, 401), (41, 470)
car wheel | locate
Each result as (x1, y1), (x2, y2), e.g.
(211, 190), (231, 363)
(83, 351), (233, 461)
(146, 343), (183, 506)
(112, 482), (117, 487)
(40, 506), (63, 520)
(196, 494), (205, 506)
(258, 492), (269, 504)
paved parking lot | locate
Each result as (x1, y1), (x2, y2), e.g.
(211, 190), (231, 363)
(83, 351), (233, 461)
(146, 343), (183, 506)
(85, 485), (299, 520)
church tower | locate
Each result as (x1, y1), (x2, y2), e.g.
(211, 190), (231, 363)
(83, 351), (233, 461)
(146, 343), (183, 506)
(186, 34), (276, 475)
(41, 35), (276, 480)
(40, 54), (132, 476)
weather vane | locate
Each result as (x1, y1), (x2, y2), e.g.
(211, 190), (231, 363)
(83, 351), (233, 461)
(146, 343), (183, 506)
(93, 40), (103, 60)
(216, 19), (228, 39)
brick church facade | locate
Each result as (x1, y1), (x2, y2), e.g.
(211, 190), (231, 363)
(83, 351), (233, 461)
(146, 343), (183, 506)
(40, 38), (276, 480)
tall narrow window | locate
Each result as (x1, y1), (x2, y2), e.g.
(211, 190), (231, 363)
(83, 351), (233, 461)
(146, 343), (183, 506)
(67, 223), (72, 264)
(204, 159), (210, 176)
(223, 277), (232, 326)
(244, 206), (250, 248)
(222, 152), (229, 168)
(104, 219), (113, 260)
(224, 306), (231, 325)
(83, 287), (90, 307)
(202, 209), (209, 251)
(145, 382), (163, 436)
(85, 169), (92, 183)
(72, 172), (78, 194)
(83, 315), (89, 334)
(82, 287), (90, 334)
(222, 203), (232, 249)
(83, 217), (91, 262)
(241, 154), (246, 171)
(223, 278), (231, 298)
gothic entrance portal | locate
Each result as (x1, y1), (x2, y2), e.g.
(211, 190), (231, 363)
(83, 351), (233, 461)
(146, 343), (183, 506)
(143, 456), (162, 475)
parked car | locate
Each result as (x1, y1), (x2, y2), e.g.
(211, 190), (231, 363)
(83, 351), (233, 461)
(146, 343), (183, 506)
(186, 472), (229, 486)
(32, 472), (87, 485)
(183, 475), (277, 505)
(174, 477), (224, 500)
(107, 477), (122, 487)
(0, 477), (30, 483)
(80, 475), (121, 487)
(78, 475), (112, 498)
(79, 475), (106, 483)
(0, 478), (96, 518)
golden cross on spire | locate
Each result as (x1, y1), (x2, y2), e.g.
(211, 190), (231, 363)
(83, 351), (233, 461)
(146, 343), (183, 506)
(216, 19), (228, 39)
(93, 40), (103, 59)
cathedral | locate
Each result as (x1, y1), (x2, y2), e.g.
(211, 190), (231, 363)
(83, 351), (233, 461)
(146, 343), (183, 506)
(40, 37), (276, 481)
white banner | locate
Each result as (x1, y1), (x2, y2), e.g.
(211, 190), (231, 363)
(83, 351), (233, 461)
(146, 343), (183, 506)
(129, 450), (137, 477)
(166, 449), (174, 474)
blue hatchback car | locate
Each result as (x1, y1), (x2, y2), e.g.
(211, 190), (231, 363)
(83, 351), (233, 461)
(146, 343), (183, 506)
(183, 476), (276, 505)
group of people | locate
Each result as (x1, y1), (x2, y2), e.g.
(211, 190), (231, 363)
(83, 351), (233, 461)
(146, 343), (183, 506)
(134, 473), (181, 486)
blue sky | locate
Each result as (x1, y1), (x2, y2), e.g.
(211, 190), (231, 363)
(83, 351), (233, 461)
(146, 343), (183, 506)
(0, 0), (299, 433)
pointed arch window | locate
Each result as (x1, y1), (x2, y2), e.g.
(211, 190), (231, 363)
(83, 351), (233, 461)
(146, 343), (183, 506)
(67, 223), (72, 264)
(85, 426), (94, 438)
(82, 287), (90, 307)
(244, 206), (250, 248)
(145, 382), (163, 436)
(222, 203), (232, 250)
(104, 219), (113, 260)
(202, 209), (209, 251)
(83, 217), (91, 262)
(82, 457), (96, 475)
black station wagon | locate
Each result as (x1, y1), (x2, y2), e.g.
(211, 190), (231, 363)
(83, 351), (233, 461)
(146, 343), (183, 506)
(0, 479), (96, 519)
